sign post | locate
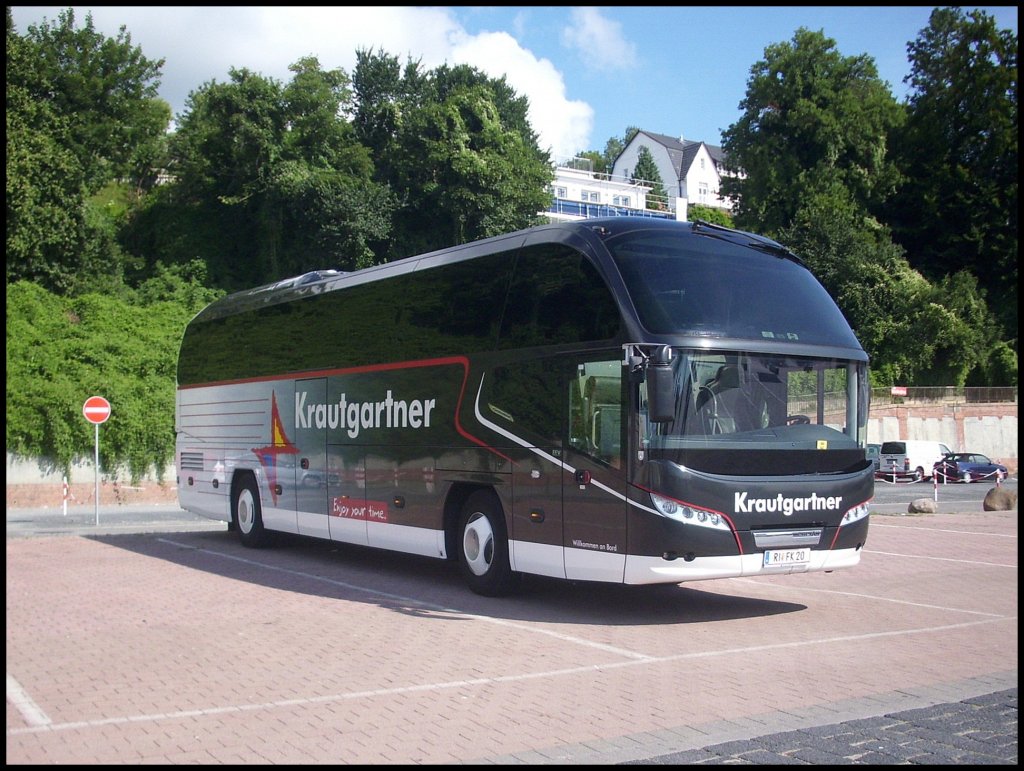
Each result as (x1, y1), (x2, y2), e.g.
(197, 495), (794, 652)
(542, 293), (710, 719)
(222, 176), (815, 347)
(82, 396), (111, 525)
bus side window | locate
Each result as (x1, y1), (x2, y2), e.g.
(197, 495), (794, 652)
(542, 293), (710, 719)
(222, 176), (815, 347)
(569, 361), (623, 468)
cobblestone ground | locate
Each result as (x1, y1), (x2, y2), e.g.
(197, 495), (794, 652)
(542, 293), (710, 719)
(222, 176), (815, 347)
(626, 688), (1018, 765)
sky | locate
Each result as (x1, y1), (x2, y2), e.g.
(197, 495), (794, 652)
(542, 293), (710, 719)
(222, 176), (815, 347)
(9, 6), (1019, 163)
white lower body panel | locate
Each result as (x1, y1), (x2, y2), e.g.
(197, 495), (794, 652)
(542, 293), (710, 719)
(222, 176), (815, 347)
(623, 546), (863, 585)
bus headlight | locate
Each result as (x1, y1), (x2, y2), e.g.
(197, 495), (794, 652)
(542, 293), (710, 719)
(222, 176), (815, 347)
(841, 502), (870, 526)
(650, 493), (731, 532)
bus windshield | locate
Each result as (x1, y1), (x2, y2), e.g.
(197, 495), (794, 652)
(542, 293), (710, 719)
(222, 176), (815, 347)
(638, 348), (864, 456)
(608, 228), (863, 351)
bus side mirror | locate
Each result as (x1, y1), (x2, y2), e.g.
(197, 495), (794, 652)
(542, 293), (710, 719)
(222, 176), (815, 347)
(647, 346), (675, 423)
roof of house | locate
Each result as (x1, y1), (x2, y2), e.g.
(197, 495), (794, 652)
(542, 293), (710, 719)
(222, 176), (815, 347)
(634, 130), (727, 180)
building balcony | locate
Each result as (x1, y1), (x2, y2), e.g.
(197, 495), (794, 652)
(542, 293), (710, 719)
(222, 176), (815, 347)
(544, 198), (675, 222)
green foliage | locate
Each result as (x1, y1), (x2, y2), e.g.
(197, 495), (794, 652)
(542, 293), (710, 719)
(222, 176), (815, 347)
(884, 7), (1018, 346)
(575, 150), (607, 175)
(687, 204), (733, 227)
(130, 58), (393, 288)
(9, 8), (166, 190)
(6, 8), (166, 293)
(970, 340), (1019, 388)
(6, 82), (88, 292)
(6, 273), (219, 481)
(711, 22), (1014, 386)
(777, 191), (999, 386)
(721, 27), (904, 234)
(353, 52), (553, 259)
(390, 81), (552, 254)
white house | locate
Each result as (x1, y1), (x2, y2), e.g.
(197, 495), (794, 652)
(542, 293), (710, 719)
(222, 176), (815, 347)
(542, 156), (678, 223)
(611, 131), (735, 218)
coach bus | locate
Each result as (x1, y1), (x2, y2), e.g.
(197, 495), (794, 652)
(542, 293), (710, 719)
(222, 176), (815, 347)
(175, 217), (873, 595)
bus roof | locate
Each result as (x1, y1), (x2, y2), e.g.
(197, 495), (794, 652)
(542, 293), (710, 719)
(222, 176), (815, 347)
(192, 218), (798, 322)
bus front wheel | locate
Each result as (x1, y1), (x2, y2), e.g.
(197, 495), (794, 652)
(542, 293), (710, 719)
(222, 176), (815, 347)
(234, 475), (272, 548)
(457, 491), (519, 597)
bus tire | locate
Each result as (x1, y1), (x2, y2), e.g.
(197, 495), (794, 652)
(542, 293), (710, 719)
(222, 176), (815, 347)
(912, 467), (925, 483)
(457, 490), (519, 597)
(234, 474), (272, 548)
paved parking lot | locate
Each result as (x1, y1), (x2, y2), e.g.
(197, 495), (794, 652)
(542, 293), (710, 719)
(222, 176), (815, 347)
(6, 503), (1018, 764)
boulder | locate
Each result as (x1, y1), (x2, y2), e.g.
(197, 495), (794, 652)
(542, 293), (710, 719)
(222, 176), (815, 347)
(908, 497), (938, 514)
(983, 487), (1017, 511)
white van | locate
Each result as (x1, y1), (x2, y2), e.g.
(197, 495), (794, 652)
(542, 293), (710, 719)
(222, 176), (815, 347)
(877, 440), (954, 482)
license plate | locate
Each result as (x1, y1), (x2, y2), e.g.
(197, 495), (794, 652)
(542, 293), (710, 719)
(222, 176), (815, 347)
(763, 548), (811, 567)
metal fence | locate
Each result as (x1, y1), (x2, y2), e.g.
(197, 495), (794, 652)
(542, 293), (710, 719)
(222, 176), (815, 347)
(544, 199), (674, 220)
(871, 387), (1018, 406)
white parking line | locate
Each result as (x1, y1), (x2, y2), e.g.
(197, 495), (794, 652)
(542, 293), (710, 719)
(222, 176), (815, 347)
(7, 674), (51, 727)
(862, 549), (1017, 568)
(731, 578), (1010, 617)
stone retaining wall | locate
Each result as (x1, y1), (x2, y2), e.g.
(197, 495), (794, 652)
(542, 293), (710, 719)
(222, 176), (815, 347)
(867, 402), (1017, 475)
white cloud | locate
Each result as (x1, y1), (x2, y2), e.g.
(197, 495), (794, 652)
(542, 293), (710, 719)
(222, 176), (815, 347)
(561, 7), (638, 72)
(449, 30), (593, 162)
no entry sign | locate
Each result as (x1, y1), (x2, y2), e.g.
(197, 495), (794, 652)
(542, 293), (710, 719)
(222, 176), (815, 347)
(82, 396), (111, 424)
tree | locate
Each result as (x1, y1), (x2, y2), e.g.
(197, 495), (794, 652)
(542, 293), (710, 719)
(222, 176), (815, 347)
(391, 81), (552, 255)
(777, 189), (994, 387)
(720, 27), (904, 235)
(8, 8), (166, 191)
(715, 26), (1011, 385)
(6, 8), (165, 293)
(130, 58), (393, 289)
(574, 150), (607, 175)
(350, 47), (428, 171)
(631, 146), (669, 211)
(884, 7), (1018, 346)
(6, 71), (88, 292)
(352, 51), (553, 260)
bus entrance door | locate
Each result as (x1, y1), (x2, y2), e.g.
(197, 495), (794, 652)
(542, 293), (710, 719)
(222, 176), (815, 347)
(562, 359), (628, 583)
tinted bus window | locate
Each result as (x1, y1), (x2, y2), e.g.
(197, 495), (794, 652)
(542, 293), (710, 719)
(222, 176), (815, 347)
(498, 243), (622, 348)
(608, 231), (861, 348)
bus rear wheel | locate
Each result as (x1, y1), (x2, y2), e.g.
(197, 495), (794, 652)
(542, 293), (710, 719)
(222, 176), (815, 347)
(457, 490), (519, 597)
(234, 475), (272, 548)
